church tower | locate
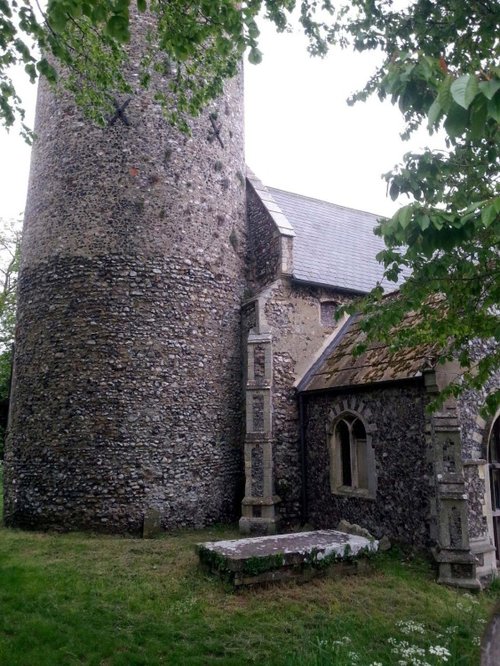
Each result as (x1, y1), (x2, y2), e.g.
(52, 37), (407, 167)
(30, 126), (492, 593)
(3, 20), (247, 533)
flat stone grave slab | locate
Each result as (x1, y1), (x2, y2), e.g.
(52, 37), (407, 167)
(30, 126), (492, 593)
(197, 529), (378, 587)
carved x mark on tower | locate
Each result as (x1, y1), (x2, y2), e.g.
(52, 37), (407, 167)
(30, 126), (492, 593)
(208, 114), (224, 148)
(108, 98), (132, 127)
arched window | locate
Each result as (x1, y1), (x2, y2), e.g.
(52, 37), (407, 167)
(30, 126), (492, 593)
(329, 412), (376, 498)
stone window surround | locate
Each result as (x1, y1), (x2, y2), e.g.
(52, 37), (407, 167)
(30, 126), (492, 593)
(327, 408), (377, 500)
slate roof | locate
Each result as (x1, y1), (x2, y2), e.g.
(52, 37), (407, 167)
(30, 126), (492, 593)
(268, 187), (395, 294)
(299, 314), (438, 393)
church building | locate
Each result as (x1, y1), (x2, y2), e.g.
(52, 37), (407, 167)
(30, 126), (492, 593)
(2, 25), (498, 589)
(241, 171), (499, 588)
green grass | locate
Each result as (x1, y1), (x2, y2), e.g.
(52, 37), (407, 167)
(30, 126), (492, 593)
(0, 465), (498, 665)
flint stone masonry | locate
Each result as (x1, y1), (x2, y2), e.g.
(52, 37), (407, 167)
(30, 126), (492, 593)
(4, 14), (247, 533)
(464, 462), (489, 540)
(304, 385), (433, 546)
(265, 283), (354, 526)
(197, 529), (378, 586)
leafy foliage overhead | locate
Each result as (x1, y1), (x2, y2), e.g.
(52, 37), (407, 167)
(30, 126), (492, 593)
(0, 0), (336, 136)
(331, 0), (499, 412)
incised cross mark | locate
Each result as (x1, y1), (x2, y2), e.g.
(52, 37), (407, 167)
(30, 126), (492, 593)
(208, 114), (224, 148)
(108, 98), (132, 127)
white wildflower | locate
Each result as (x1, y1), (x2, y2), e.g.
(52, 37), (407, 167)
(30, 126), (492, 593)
(464, 594), (479, 605)
(396, 620), (426, 635)
(428, 645), (451, 661)
(332, 636), (352, 646)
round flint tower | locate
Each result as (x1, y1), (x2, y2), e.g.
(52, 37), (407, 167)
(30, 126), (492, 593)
(4, 25), (247, 533)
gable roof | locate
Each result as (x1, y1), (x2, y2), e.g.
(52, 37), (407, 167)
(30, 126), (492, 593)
(268, 187), (393, 294)
(298, 314), (437, 393)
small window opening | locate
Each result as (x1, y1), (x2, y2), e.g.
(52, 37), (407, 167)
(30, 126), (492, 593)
(320, 301), (338, 327)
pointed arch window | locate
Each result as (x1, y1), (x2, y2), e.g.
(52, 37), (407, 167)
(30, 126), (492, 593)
(329, 412), (376, 499)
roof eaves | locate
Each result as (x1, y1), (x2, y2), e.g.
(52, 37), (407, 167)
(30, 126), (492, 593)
(300, 375), (424, 397)
(291, 275), (368, 296)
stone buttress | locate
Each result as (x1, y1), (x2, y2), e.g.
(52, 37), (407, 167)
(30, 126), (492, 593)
(3, 17), (247, 533)
(425, 365), (484, 588)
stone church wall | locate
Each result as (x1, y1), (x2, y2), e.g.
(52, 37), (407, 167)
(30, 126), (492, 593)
(304, 384), (433, 547)
(246, 183), (282, 290)
(264, 281), (354, 526)
(244, 182), (359, 527)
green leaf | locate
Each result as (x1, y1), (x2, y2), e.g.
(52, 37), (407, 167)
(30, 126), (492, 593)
(49, 8), (69, 32)
(470, 96), (488, 139)
(431, 216), (444, 230)
(247, 47), (262, 65)
(418, 214), (430, 231)
(461, 200), (487, 216)
(450, 74), (479, 109)
(92, 5), (107, 21)
(398, 205), (413, 229)
(444, 103), (468, 138)
(36, 58), (57, 83)
(106, 15), (130, 43)
(487, 93), (500, 123)
(427, 98), (442, 129)
(478, 79), (500, 100)
(24, 63), (36, 82)
(388, 181), (399, 201)
(481, 204), (497, 228)
(137, 0), (146, 11)
(437, 75), (453, 111)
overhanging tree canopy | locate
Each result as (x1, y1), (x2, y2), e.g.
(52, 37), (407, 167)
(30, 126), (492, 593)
(0, 0), (337, 136)
(335, 0), (499, 412)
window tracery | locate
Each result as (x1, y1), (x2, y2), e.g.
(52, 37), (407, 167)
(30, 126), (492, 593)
(328, 411), (376, 499)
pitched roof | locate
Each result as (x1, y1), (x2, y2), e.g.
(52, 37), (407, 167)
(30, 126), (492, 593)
(268, 187), (395, 294)
(298, 315), (437, 393)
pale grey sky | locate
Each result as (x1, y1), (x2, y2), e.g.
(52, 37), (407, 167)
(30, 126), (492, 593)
(0, 18), (443, 221)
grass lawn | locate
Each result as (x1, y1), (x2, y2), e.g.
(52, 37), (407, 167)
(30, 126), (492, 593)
(0, 467), (498, 666)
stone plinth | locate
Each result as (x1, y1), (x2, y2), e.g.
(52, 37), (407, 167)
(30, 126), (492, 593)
(197, 529), (378, 587)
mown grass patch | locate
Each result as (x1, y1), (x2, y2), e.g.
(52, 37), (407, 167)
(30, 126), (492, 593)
(0, 467), (498, 665)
